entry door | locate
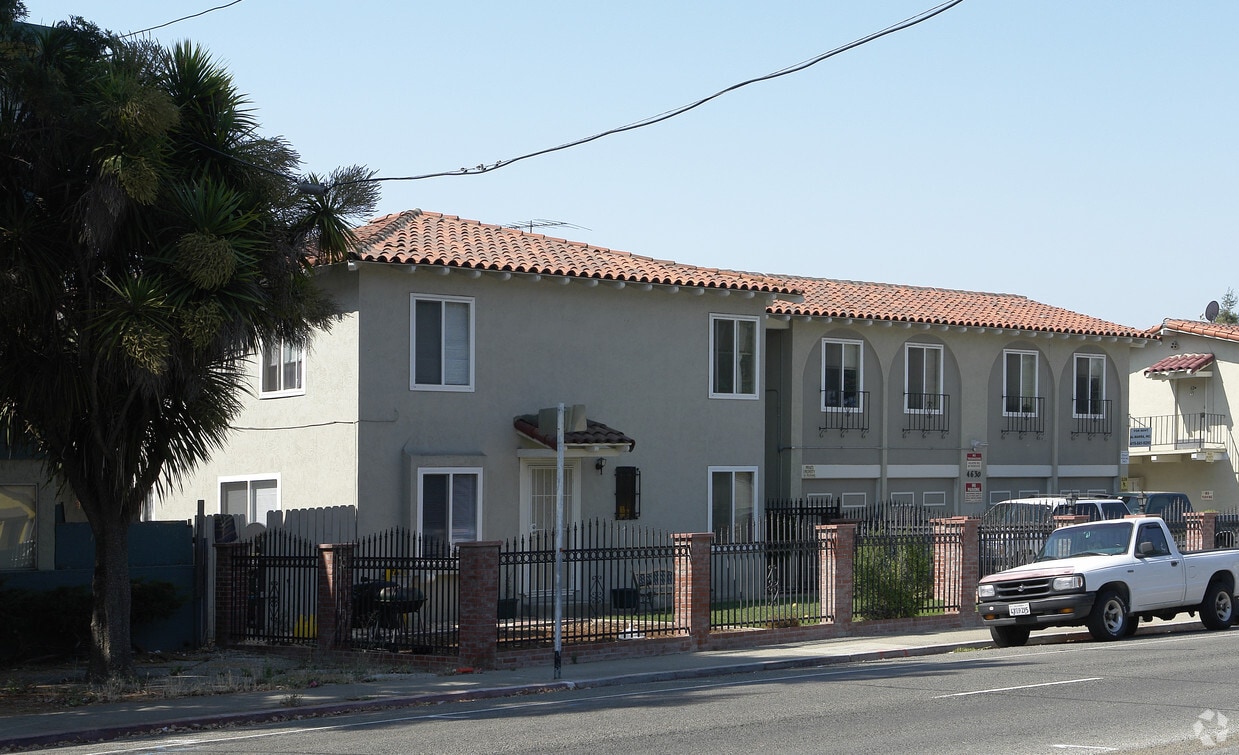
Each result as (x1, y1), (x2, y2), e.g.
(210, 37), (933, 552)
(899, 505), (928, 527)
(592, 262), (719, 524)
(521, 461), (579, 539)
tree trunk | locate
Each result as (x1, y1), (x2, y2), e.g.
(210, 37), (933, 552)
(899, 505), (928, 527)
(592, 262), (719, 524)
(88, 517), (133, 681)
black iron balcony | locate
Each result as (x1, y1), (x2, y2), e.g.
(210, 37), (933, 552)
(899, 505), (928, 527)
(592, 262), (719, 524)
(1071, 399), (1112, 438)
(1001, 395), (1045, 438)
(902, 393), (950, 437)
(819, 390), (869, 436)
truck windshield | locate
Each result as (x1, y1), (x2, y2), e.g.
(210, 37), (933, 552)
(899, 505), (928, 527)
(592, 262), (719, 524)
(1037, 522), (1133, 561)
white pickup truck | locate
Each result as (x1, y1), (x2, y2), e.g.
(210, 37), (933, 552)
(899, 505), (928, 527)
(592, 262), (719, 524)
(977, 517), (1239, 647)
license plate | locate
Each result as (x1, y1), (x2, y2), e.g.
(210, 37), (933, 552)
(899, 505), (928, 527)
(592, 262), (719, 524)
(1009, 602), (1031, 616)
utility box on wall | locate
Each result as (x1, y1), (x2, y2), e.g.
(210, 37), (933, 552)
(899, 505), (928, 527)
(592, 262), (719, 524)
(615, 466), (640, 520)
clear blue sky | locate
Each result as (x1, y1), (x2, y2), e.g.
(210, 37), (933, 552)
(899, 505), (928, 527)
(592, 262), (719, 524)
(28, 1), (1239, 329)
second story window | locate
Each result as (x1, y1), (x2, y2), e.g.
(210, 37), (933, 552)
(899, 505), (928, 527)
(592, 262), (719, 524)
(1003, 350), (1039, 415)
(710, 315), (759, 399)
(260, 339), (304, 397)
(822, 338), (863, 411)
(1073, 353), (1106, 418)
(412, 294), (474, 391)
(904, 343), (943, 413)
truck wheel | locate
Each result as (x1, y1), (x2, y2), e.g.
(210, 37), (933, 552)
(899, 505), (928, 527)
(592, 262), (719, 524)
(1200, 580), (1235, 630)
(990, 626), (1030, 647)
(1122, 615), (1140, 637)
(1087, 589), (1129, 641)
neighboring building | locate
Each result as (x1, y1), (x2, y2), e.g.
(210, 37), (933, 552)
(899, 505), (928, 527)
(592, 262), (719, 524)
(1127, 319), (1239, 509)
(765, 277), (1153, 516)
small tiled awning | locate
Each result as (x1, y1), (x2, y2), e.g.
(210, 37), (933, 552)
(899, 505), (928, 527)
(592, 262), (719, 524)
(514, 412), (635, 453)
(1144, 353), (1215, 377)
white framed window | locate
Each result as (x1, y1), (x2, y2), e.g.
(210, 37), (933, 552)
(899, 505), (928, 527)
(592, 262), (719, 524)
(709, 314), (759, 399)
(411, 294), (474, 391)
(822, 338), (863, 411)
(1003, 350), (1038, 415)
(219, 475), (280, 524)
(0, 484), (37, 570)
(988, 490), (1012, 505)
(260, 339), (305, 397)
(904, 343), (943, 413)
(923, 492), (947, 508)
(890, 491), (915, 505)
(1073, 353), (1106, 418)
(840, 492), (867, 512)
(708, 467), (758, 534)
(417, 468), (482, 549)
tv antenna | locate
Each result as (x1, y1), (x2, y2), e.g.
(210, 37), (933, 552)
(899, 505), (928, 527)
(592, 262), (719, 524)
(504, 219), (591, 234)
(1204, 300), (1220, 322)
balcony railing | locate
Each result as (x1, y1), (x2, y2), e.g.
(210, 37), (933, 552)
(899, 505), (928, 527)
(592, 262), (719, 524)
(1071, 399), (1112, 438)
(1128, 413), (1227, 451)
(902, 393), (950, 437)
(819, 390), (869, 436)
(1001, 395), (1045, 438)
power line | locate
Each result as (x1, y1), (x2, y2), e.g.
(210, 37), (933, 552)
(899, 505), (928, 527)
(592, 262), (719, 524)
(330, 0), (966, 189)
(119, 0), (244, 39)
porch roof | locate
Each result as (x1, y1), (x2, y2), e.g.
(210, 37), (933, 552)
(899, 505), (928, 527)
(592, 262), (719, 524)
(513, 415), (636, 453)
(1144, 352), (1214, 377)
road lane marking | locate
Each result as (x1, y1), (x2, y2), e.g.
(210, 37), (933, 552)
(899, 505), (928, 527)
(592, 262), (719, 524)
(933, 676), (1102, 698)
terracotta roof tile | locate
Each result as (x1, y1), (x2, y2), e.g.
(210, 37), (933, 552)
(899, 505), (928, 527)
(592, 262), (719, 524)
(1144, 353), (1215, 376)
(1159, 319), (1239, 344)
(514, 415), (636, 451)
(347, 210), (796, 295)
(768, 277), (1152, 339)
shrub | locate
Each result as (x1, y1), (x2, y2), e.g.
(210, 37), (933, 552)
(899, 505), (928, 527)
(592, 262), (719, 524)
(853, 539), (933, 620)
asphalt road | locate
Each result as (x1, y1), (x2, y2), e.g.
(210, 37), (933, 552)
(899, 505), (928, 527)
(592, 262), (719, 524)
(41, 628), (1239, 755)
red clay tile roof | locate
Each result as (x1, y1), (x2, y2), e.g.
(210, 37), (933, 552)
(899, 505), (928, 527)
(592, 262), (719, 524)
(347, 210), (796, 295)
(514, 415), (636, 451)
(768, 277), (1152, 338)
(1159, 319), (1239, 344)
(1144, 353), (1215, 376)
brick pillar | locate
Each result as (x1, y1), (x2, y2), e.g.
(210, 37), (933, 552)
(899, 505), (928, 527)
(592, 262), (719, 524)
(674, 533), (713, 650)
(457, 541), (500, 669)
(214, 541), (249, 648)
(1053, 514), (1090, 529)
(930, 517), (980, 615)
(821, 523), (856, 626)
(1185, 511), (1217, 552)
(317, 543), (354, 651)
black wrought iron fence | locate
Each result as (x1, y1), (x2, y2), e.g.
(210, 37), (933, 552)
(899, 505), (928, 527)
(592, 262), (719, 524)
(232, 529), (319, 645)
(711, 515), (828, 629)
(978, 522), (1054, 577)
(351, 529), (459, 654)
(498, 520), (686, 648)
(853, 529), (937, 620)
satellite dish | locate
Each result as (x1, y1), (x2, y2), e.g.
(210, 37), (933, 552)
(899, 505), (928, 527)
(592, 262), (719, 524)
(1205, 300), (1220, 322)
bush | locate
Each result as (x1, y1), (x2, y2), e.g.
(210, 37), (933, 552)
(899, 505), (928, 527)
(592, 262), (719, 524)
(853, 539), (933, 620)
(0, 578), (185, 664)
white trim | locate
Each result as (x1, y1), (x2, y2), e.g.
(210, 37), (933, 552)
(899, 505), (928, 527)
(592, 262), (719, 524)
(903, 342), (944, 415)
(887, 464), (959, 479)
(1001, 349), (1039, 417)
(410, 293), (476, 392)
(708, 313), (761, 399)
(802, 464), (881, 479)
(519, 459), (581, 535)
(1072, 352), (1107, 419)
(987, 465), (1053, 477)
(821, 337), (864, 412)
(923, 491), (947, 507)
(840, 492), (867, 510)
(1058, 465), (1119, 477)
(416, 467), (483, 545)
(258, 339), (306, 399)
(707, 466), (759, 532)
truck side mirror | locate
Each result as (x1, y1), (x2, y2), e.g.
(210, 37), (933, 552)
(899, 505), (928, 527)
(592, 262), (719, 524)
(1137, 541), (1154, 557)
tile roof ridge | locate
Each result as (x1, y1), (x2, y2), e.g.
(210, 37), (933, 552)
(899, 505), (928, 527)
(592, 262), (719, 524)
(771, 274), (1032, 300)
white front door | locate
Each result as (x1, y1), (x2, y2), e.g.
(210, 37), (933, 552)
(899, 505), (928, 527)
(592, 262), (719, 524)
(520, 460), (580, 538)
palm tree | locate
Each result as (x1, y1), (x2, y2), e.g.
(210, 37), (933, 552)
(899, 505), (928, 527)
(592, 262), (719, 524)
(0, 7), (377, 679)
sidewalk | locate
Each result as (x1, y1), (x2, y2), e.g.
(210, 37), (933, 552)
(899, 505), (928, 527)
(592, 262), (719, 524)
(0, 617), (1202, 752)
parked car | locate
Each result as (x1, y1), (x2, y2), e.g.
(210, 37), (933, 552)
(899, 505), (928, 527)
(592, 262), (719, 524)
(981, 496), (1133, 526)
(1116, 491), (1194, 524)
(977, 516), (1239, 647)
(979, 497), (1132, 576)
